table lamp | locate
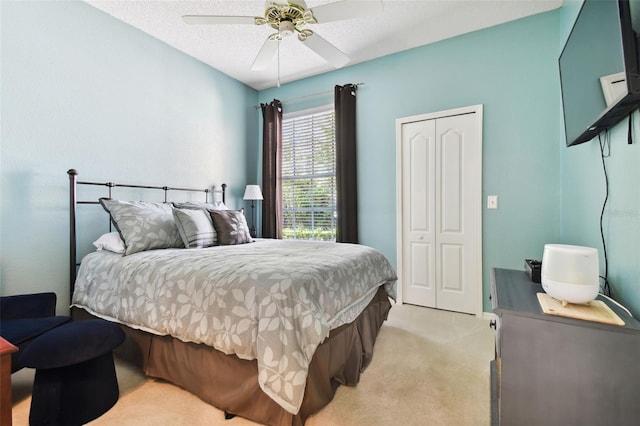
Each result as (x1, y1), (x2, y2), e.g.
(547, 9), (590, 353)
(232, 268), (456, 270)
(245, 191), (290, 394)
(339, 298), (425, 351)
(243, 185), (263, 238)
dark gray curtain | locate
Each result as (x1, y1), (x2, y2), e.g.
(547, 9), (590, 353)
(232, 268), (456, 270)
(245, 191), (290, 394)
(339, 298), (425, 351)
(335, 84), (358, 244)
(261, 99), (283, 239)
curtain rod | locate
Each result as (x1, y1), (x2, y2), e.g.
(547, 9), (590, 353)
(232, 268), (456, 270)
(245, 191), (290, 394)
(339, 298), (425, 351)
(254, 82), (365, 109)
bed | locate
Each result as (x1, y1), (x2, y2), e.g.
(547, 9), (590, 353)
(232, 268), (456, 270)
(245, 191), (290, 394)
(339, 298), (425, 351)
(67, 169), (397, 426)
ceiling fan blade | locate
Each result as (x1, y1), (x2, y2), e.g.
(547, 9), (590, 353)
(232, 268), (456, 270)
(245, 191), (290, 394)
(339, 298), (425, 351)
(310, 0), (383, 23)
(182, 15), (258, 25)
(251, 37), (279, 71)
(301, 33), (349, 68)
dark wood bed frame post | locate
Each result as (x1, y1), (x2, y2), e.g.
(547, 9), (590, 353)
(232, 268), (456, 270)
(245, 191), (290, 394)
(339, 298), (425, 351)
(68, 169), (78, 304)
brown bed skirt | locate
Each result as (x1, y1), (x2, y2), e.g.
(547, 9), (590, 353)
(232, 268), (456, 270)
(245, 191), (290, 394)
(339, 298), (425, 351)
(72, 286), (392, 426)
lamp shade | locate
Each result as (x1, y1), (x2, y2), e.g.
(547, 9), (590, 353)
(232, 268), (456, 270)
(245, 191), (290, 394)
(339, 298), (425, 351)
(243, 185), (263, 201)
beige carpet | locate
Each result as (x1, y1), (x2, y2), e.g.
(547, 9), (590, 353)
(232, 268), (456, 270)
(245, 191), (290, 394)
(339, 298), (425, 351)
(11, 304), (494, 426)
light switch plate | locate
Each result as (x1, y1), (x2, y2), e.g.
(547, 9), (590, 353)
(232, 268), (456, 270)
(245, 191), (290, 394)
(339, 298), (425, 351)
(487, 195), (498, 209)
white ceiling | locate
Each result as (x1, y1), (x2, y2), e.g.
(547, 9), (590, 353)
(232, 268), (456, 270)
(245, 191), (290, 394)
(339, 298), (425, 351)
(85, 0), (562, 90)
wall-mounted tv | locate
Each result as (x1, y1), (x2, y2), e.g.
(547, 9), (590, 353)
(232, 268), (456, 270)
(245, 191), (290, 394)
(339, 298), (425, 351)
(560, 0), (640, 146)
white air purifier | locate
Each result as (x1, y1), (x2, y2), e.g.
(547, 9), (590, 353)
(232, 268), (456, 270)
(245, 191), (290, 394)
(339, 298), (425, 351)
(541, 244), (600, 304)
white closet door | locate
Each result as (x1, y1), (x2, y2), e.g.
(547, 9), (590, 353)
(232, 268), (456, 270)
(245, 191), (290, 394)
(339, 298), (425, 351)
(400, 119), (436, 308)
(397, 107), (481, 315)
(434, 114), (478, 314)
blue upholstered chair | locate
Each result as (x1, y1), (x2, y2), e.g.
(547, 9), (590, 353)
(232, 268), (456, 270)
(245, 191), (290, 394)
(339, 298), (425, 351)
(0, 292), (71, 373)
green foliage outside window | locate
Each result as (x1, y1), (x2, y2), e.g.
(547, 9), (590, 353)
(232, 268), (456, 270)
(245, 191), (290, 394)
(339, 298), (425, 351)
(282, 227), (335, 241)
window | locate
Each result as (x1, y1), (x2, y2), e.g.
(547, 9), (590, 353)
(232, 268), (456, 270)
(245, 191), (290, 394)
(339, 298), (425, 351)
(281, 105), (336, 241)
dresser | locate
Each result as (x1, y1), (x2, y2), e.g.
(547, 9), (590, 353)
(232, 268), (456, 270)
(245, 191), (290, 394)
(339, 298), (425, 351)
(490, 268), (640, 426)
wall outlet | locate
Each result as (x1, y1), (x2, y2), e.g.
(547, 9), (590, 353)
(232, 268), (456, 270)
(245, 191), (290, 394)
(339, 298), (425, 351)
(487, 195), (498, 209)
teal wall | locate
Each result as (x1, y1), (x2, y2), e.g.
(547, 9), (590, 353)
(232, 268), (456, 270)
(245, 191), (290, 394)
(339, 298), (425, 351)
(259, 11), (562, 312)
(0, 1), (258, 312)
(559, 1), (640, 317)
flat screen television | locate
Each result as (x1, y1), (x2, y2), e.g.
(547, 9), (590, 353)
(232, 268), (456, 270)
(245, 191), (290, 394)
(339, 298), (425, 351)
(560, 0), (640, 146)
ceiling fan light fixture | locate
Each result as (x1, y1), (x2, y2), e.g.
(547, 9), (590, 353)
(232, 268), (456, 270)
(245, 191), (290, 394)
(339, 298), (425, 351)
(279, 20), (295, 37)
(264, 1), (310, 32)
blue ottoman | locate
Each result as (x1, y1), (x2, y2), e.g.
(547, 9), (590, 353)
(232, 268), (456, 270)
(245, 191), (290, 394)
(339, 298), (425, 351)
(20, 319), (125, 426)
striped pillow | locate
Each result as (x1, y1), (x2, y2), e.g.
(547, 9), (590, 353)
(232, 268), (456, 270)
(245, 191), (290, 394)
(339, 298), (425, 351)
(172, 201), (229, 211)
(172, 207), (217, 248)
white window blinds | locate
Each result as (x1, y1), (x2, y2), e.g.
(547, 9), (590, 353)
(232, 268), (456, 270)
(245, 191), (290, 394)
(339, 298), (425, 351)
(281, 106), (336, 241)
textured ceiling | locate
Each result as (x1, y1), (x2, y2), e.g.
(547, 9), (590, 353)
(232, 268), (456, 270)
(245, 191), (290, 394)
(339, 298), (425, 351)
(85, 0), (562, 90)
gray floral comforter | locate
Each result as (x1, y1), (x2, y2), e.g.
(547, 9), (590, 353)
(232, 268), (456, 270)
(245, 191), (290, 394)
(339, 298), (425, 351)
(72, 239), (397, 414)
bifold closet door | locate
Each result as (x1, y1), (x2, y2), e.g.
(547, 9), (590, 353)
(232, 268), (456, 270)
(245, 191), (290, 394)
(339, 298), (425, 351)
(400, 118), (437, 308)
(400, 112), (479, 314)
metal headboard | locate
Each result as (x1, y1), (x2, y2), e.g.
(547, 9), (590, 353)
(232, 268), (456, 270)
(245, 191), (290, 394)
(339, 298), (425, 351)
(67, 168), (226, 301)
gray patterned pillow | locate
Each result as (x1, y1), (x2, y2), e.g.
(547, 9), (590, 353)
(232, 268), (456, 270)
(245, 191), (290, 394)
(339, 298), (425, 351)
(172, 207), (217, 248)
(209, 210), (253, 245)
(100, 199), (184, 255)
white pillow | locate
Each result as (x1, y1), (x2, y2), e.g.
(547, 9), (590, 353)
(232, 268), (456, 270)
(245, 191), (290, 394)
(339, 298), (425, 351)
(93, 232), (125, 254)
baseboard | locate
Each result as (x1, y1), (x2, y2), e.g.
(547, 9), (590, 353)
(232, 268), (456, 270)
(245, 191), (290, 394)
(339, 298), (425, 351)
(482, 311), (497, 321)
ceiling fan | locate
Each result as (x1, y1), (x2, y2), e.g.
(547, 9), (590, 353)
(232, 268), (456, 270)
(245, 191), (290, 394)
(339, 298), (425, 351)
(183, 0), (383, 71)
